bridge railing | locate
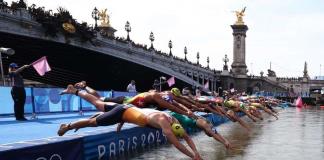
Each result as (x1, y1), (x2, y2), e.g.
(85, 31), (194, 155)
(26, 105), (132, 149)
(247, 75), (263, 80)
(0, 1), (220, 77)
(276, 77), (304, 82)
(0, 86), (136, 116)
(254, 91), (310, 98)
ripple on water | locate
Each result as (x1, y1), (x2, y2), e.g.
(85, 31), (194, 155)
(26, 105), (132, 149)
(131, 107), (324, 160)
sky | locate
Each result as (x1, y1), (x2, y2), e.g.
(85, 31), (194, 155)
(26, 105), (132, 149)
(7, 0), (324, 77)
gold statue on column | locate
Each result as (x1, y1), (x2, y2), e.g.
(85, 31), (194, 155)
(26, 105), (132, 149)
(234, 7), (246, 25)
(98, 9), (111, 27)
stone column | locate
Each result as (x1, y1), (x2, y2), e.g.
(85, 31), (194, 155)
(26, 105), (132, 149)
(211, 79), (214, 91)
(231, 24), (248, 76)
(202, 76), (205, 86)
(196, 73), (199, 85)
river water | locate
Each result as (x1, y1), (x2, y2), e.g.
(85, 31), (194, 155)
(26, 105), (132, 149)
(131, 107), (324, 160)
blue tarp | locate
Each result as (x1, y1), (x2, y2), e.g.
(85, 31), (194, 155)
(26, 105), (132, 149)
(0, 87), (132, 115)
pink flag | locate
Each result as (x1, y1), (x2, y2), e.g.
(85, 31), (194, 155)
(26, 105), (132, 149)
(295, 96), (303, 108)
(167, 76), (175, 87)
(204, 81), (209, 89)
(32, 56), (51, 76)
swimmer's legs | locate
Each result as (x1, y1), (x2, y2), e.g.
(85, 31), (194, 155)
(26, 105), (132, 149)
(58, 118), (97, 136)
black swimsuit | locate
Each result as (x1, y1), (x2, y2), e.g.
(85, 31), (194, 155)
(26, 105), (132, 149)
(96, 104), (130, 126)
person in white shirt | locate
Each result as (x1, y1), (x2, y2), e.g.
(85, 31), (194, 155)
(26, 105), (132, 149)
(127, 80), (137, 92)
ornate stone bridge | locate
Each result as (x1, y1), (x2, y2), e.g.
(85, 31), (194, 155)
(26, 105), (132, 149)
(0, 2), (288, 93)
(0, 5), (221, 91)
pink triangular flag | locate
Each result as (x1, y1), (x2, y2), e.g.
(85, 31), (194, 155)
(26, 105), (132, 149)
(204, 81), (209, 89)
(32, 56), (51, 76)
(295, 96), (303, 108)
(167, 76), (175, 87)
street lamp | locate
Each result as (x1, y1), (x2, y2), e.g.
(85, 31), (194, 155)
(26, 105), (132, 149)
(184, 46), (187, 61)
(0, 47), (15, 86)
(149, 32), (155, 49)
(223, 54), (229, 66)
(222, 54), (229, 70)
(168, 40), (173, 56)
(196, 52), (200, 64)
(160, 76), (166, 92)
(207, 56), (210, 68)
(0, 1), (8, 6)
(250, 62), (253, 75)
(91, 7), (99, 30)
(217, 87), (222, 95)
(125, 21), (131, 41)
(320, 64), (322, 77)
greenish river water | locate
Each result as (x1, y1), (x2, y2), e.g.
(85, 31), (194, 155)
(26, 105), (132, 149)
(131, 107), (324, 160)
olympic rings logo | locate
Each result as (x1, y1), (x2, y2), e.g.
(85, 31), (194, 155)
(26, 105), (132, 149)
(36, 154), (62, 160)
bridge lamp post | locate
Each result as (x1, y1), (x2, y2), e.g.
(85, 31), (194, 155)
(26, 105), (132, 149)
(149, 32), (155, 49)
(207, 56), (210, 68)
(91, 7), (99, 31)
(223, 54), (229, 66)
(184, 46), (187, 61)
(217, 87), (222, 95)
(125, 21), (131, 41)
(222, 54), (229, 71)
(168, 40), (173, 56)
(160, 76), (166, 92)
(196, 52), (200, 65)
(320, 64), (322, 77)
(0, 47), (15, 86)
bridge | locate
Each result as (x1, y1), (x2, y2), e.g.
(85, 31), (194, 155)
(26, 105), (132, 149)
(0, 1), (288, 93)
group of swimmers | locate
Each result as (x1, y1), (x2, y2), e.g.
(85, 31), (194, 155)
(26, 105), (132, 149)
(58, 81), (283, 160)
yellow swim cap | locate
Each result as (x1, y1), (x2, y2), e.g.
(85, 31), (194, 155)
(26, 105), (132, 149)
(250, 106), (256, 110)
(171, 123), (185, 137)
(224, 100), (230, 107)
(171, 88), (181, 97)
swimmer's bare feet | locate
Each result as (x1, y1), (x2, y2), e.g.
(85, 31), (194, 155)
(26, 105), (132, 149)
(74, 81), (87, 89)
(60, 84), (78, 95)
(58, 123), (71, 136)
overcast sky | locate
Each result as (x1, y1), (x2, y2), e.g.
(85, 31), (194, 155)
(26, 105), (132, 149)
(7, 0), (324, 77)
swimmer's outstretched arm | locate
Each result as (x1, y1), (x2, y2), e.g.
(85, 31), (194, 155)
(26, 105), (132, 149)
(159, 121), (196, 159)
(201, 103), (223, 116)
(212, 132), (233, 150)
(262, 106), (279, 120)
(220, 104), (236, 121)
(258, 103), (278, 120)
(172, 101), (198, 119)
(180, 95), (197, 104)
(234, 116), (251, 132)
(153, 94), (193, 118)
(173, 96), (203, 112)
(240, 108), (258, 122)
(182, 132), (202, 160)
